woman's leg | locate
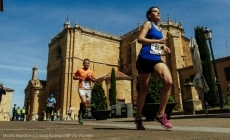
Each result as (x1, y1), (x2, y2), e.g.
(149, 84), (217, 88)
(135, 73), (150, 130)
(136, 73), (151, 118)
(153, 63), (173, 129)
(154, 63), (173, 115)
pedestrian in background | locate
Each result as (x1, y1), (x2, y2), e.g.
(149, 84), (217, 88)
(35, 113), (38, 121)
(0, 83), (6, 105)
(57, 108), (61, 120)
(42, 110), (46, 121)
(46, 94), (56, 121)
(12, 104), (17, 121)
(65, 106), (73, 120)
(16, 107), (21, 121)
(20, 106), (26, 121)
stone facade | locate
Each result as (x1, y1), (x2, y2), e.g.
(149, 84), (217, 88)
(25, 17), (203, 119)
(0, 87), (14, 121)
(182, 83), (202, 112)
(178, 56), (230, 107)
(24, 66), (46, 121)
(96, 71), (132, 105)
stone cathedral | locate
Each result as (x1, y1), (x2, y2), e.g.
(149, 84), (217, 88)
(24, 17), (195, 120)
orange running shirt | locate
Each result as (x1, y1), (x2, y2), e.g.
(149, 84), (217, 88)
(74, 68), (95, 89)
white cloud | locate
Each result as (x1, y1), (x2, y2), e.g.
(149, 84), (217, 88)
(0, 64), (46, 73)
(0, 78), (28, 85)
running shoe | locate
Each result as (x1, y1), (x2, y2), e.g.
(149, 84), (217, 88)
(78, 110), (83, 124)
(154, 113), (172, 129)
(78, 119), (83, 124)
(135, 117), (145, 130)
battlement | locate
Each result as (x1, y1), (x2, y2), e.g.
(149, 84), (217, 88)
(160, 20), (183, 29)
(76, 25), (121, 40)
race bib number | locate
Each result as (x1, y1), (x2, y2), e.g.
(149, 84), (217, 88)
(47, 103), (53, 107)
(82, 81), (91, 89)
(150, 43), (162, 55)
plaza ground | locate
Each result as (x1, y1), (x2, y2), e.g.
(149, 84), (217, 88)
(0, 113), (230, 140)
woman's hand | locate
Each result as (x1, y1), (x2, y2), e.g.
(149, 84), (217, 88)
(161, 45), (171, 54)
(158, 38), (167, 44)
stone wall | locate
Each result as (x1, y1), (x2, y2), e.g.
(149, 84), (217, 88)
(24, 77), (47, 121)
(0, 88), (13, 121)
(178, 56), (230, 108)
(0, 112), (10, 121)
(182, 83), (202, 112)
(116, 80), (132, 104)
(120, 30), (140, 104)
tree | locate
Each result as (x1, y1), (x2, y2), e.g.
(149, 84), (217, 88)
(91, 83), (108, 111)
(145, 74), (163, 103)
(109, 68), (117, 106)
(137, 74), (175, 103)
(194, 26), (218, 106)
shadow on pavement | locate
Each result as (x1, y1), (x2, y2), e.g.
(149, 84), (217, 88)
(111, 114), (230, 122)
(171, 114), (230, 119)
(93, 127), (167, 131)
(93, 127), (135, 130)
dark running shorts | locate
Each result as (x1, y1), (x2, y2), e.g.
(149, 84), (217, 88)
(136, 57), (164, 74)
(46, 107), (54, 114)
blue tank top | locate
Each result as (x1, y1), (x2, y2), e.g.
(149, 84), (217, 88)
(138, 22), (163, 61)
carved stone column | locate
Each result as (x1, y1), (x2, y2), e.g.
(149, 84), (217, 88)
(31, 90), (39, 121)
(32, 65), (38, 80)
(182, 82), (202, 113)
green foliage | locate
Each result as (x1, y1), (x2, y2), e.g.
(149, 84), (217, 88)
(145, 74), (163, 103)
(91, 83), (108, 111)
(194, 26), (218, 106)
(168, 95), (175, 103)
(143, 74), (175, 103)
(109, 68), (117, 106)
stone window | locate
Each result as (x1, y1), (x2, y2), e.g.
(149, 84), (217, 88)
(117, 98), (125, 104)
(56, 46), (62, 60)
(225, 67), (230, 81)
(127, 46), (131, 63)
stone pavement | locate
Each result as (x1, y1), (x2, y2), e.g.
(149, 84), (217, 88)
(0, 113), (229, 140)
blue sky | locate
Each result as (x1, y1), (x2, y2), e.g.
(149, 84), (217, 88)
(1, 0), (230, 112)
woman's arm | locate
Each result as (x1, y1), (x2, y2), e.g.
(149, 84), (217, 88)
(138, 21), (167, 45)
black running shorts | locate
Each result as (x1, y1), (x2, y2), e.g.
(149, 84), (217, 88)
(136, 57), (164, 74)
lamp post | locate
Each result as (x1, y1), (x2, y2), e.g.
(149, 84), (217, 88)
(225, 39), (230, 56)
(204, 27), (224, 109)
(0, 0), (3, 11)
